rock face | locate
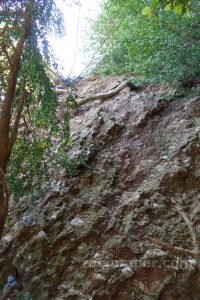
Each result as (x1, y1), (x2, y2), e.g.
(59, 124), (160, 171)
(1, 76), (200, 299)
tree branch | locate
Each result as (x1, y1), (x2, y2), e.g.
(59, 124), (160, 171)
(9, 86), (26, 150)
(58, 80), (139, 108)
(173, 200), (200, 254)
(144, 199), (200, 265)
(77, 81), (139, 107)
(144, 235), (199, 261)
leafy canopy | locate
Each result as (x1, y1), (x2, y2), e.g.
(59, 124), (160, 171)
(142, 0), (191, 16)
(88, 0), (200, 86)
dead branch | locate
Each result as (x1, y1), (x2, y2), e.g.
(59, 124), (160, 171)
(55, 87), (69, 95)
(173, 200), (200, 254)
(144, 199), (200, 265)
(58, 80), (139, 108)
(144, 235), (199, 261)
(77, 80), (139, 107)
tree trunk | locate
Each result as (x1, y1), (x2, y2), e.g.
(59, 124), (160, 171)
(0, 16), (30, 173)
(0, 15), (30, 238)
(0, 169), (8, 238)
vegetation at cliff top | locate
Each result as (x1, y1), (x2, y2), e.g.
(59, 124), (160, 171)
(88, 0), (200, 86)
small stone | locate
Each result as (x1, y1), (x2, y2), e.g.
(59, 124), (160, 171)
(21, 215), (34, 227)
(137, 220), (147, 226)
(143, 249), (166, 259)
(0, 234), (13, 253)
(37, 230), (48, 241)
(0, 234), (13, 244)
(67, 288), (80, 296)
(121, 266), (133, 278)
(93, 273), (106, 283)
(57, 283), (68, 291)
(153, 203), (160, 208)
(51, 213), (58, 220)
(120, 263), (129, 268)
(94, 252), (101, 258)
(70, 217), (85, 226)
(188, 259), (198, 267)
(161, 156), (169, 161)
(31, 276), (41, 284)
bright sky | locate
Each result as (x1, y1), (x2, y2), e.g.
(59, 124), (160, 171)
(49, 0), (100, 78)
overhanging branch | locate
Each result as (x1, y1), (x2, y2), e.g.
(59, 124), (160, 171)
(58, 80), (140, 108)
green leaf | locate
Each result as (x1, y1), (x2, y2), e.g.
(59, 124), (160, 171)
(165, 3), (172, 11)
(183, 7), (189, 16)
(151, 0), (160, 9)
(142, 7), (153, 16)
(174, 4), (183, 14)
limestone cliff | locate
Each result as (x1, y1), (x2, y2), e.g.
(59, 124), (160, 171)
(1, 75), (200, 300)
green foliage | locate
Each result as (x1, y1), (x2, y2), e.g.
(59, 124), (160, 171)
(143, 0), (191, 16)
(8, 138), (49, 199)
(66, 93), (78, 109)
(57, 155), (87, 177)
(0, 1), (77, 199)
(16, 291), (33, 300)
(89, 0), (200, 86)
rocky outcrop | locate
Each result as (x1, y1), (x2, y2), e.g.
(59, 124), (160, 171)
(1, 76), (200, 299)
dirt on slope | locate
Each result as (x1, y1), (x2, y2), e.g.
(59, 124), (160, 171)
(1, 75), (200, 300)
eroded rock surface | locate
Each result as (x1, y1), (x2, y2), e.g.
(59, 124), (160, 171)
(1, 76), (200, 299)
